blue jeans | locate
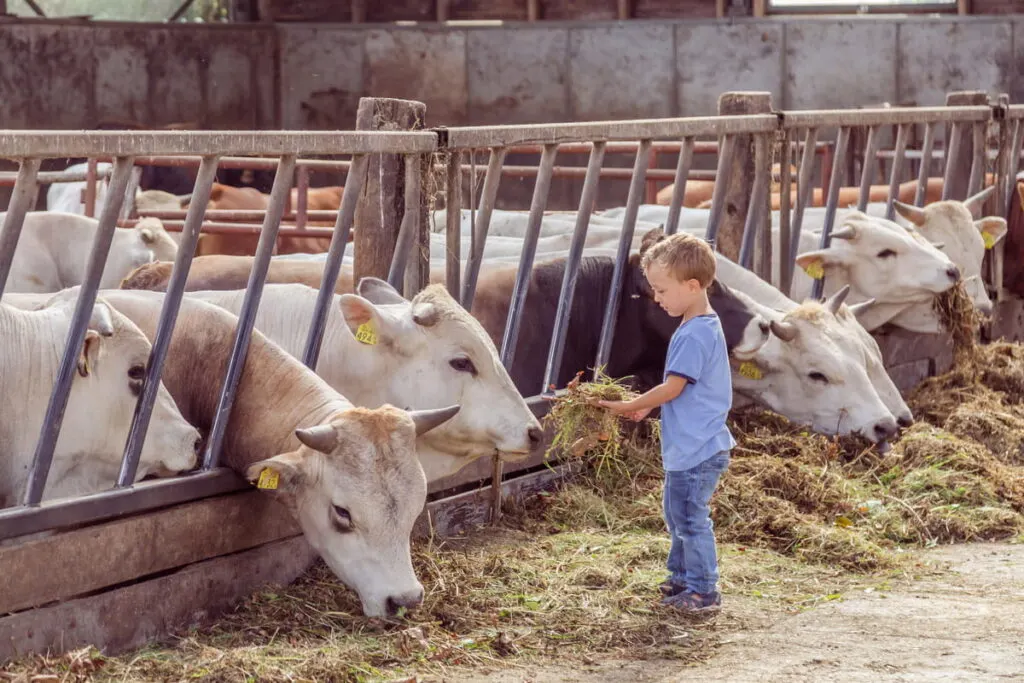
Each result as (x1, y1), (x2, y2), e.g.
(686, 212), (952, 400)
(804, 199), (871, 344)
(663, 451), (730, 595)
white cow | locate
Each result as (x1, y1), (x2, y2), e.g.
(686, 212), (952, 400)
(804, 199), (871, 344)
(711, 255), (908, 442)
(0, 295), (200, 507)
(1, 212), (178, 293)
(186, 278), (543, 482)
(46, 162), (111, 215)
(600, 204), (959, 331)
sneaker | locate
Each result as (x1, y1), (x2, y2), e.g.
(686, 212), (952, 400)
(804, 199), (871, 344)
(661, 590), (722, 613)
(659, 580), (686, 597)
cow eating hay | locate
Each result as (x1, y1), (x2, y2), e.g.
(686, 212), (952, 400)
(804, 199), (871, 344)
(933, 280), (981, 359)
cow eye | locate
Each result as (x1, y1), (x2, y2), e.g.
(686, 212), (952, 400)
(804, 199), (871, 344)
(449, 356), (477, 376)
(128, 364), (147, 381)
(808, 371), (829, 384)
(876, 248), (896, 259)
(332, 505), (353, 532)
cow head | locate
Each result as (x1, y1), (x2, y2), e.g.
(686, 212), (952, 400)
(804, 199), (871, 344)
(41, 293), (200, 489)
(735, 287), (899, 443)
(340, 278), (543, 481)
(133, 217), (179, 263)
(244, 404), (457, 618)
(891, 186), (1007, 316)
(795, 212), (959, 306)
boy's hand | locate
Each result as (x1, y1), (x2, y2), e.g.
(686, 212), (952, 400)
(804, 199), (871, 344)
(597, 400), (636, 416)
(627, 407), (653, 422)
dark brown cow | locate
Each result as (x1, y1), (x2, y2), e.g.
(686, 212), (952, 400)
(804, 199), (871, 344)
(1005, 173), (1024, 298)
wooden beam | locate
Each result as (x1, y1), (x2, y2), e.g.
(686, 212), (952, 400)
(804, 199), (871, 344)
(436, 0), (450, 21)
(617, 0), (631, 20)
(753, 0), (767, 17)
(527, 0), (540, 21)
(956, 0), (970, 15)
(0, 491), (299, 615)
(0, 536), (317, 661)
(352, 0), (365, 23)
(716, 0), (727, 18)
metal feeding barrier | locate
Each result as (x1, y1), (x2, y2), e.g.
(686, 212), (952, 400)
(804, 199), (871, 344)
(0, 92), (1021, 544)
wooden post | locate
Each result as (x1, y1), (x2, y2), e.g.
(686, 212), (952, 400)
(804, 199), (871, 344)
(436, 0), (450, 21)
(617, 0), (631, 20)
(351, 0), (365, 22)
(716, 91), (773, 266)
(944, 91), (988, 201)
(353, 98), (428, 288)
(527, 0), (539, 21)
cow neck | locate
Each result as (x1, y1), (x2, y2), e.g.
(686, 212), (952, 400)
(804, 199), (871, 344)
(217, 336), (350, 473)
(307, 309), (388, 406)
(45, 218), (96, 289)
(559, 256), (616, 360)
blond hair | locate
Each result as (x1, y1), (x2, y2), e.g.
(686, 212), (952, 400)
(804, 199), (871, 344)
(640, 232), (716, 287)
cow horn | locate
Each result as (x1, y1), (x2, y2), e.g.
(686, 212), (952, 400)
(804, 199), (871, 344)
(409, 405), (461, 436)
(830, 225), (857, 241)
(176, 193), (193, 204)
(892, 200), (927, 226)
(770, 320), (798, 342)
(848, 298), (876, 319)
(963, 185), (996, 215)
(824, 284), (851, 314)
(295, 424), (338, 454)
(412, 302), (440, 328)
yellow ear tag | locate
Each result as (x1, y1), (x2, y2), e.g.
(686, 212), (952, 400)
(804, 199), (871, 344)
(983, 232), (996, 250)
(256, 468), (279, 490)
(803, 261), (825, 280)
(355, 321), (378, 345)
(738, 361), (763, 381)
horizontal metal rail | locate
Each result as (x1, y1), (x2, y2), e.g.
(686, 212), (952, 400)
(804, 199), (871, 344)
(96, 154), (355, 172)
(0, 168), (114, 185)
(444, 115), (779, 148)
(136, 209), (341, 222)
(781, 106), (992, 129)
(0, 130), (437, 157)
(118, 218), (337, 238)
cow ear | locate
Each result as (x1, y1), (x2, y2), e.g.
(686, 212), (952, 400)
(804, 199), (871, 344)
(976, 217), (1007, 250)
(245, 451), (305, 493)
(357, 277), (407, 306)
(338, 294), (395, 345)
(77, 329), (103, 378)
(794, 250), (845, 279)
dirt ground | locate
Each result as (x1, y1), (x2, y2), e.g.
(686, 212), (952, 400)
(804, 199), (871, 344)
(451, 542), (1024, 683)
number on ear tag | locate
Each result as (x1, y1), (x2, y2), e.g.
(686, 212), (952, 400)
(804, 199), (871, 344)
(355, 321), (378, 345)
(257, 468), (279, 490)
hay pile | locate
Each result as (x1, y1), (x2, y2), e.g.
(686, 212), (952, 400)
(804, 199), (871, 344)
(543, 343), (1024, 574)
(933, 280), (982, 359)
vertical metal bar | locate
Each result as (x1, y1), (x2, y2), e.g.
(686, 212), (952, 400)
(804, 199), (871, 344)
(967, 121), (987, 198)
(664, 137), (694, 236)
(117, 156), (220, 488)
(820, 141), (833, 199)
(541, 141), (607, 396)
(810, 127), (851, 301)
(941, 122), (963, 201)
(0, 158), (41, 297)
(120, 165), (143, 220)
(201, 155), (296, 471)
(387, 154), (424, 294)
(645, 148), (658, 204)
(789, 128), (819, 281)
(461, 147), (506, 311)
(1004, 120), (1023, 218)
(85, 158), (97, 218)
(295, 165), (309, 232)
(739, 134), (770, 272)
(302, 155), (368, 369)
(23, 157), (135, 506)
(445, 150), (463, 297)
(778, 132), (794, 295)
(703, 135), (735, 247)
(915, 122), (937, 207)
(595, 139), (652, 369)
(885, 123), (910, 221)
(856, 126), (881, 211)
(499, 143), (558, 370)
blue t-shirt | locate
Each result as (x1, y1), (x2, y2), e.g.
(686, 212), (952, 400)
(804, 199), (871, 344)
(661, 313), (736, 472)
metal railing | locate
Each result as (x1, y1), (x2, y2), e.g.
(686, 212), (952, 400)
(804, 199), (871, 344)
(1, 93), (1022, 542)
(0, 130), (435, 540)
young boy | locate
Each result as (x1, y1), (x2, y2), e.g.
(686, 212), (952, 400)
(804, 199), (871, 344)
(598, 232), (735, 613)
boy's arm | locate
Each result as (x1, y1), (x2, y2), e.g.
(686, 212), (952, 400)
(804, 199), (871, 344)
(598, 375), (687, 416)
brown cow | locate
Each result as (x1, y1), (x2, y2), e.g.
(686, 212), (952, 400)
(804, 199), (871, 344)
(1005, 173), (1024, 298)
(656, 164), (798, 206)
(193, 183), (344, 257)
(690, 174), (996, 211)
(120, 256), (353, 294)
(74, 290), (457, 618)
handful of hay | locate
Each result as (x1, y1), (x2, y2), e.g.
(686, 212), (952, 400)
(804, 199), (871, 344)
(544, 371), (647, 470)
(933, 280), (981, 360)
